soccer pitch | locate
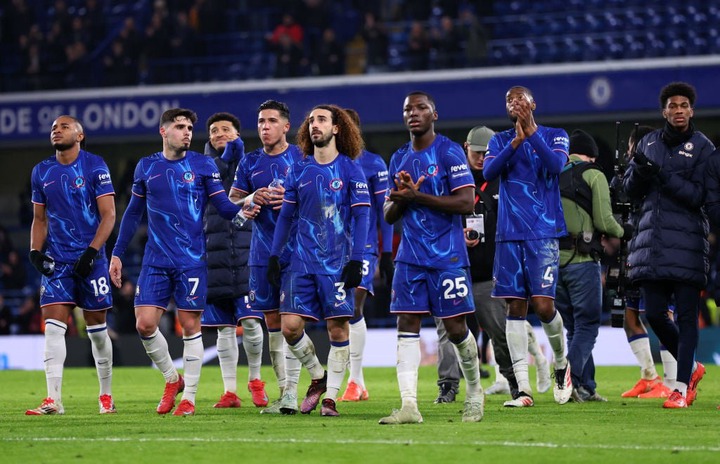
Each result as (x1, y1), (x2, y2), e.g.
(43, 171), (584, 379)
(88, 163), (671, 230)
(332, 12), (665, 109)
(1, 365), (718, 463)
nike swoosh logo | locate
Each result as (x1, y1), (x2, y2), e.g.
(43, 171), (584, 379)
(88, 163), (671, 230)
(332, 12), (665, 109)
(541, 283), (553, 288)
(300, 181), (312, 188)
(43, 181), (55, 188)
(251, 171), (264, 177)
(148, 174), (162, 181)
(648, 141), (656, 146)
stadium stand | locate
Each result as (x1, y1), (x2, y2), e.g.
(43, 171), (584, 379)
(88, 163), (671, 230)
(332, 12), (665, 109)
(3, 0), (720, 92)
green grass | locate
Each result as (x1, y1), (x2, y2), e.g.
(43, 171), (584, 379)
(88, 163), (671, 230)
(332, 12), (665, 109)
(1, 365), (719, 463)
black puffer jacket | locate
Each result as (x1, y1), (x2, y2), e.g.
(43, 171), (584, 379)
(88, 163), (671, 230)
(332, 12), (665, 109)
(203, 142), (251, 302)
(623, 128), (714, 288)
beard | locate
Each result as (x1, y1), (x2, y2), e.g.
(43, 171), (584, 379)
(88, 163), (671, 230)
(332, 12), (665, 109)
(52, 141), (74, 151)
(312, 131), (333, 148)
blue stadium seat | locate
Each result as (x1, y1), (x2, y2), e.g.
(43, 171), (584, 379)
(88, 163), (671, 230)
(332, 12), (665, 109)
(603, 12), (623, 32)
(579, 36), (601, 62)
(535, 38), (557, 63)
(623, 34), (645, 59)
(644, 32), (666, 57)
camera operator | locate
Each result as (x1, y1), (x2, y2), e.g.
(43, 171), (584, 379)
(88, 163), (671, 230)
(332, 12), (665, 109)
(623, 82), (713, 409)
(556, 129), (627, 402)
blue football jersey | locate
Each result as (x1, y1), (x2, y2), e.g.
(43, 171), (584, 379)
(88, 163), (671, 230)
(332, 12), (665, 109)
(130, 151), (226, 268)
(232, 144), (303, 265)
(388, 134), (474, 269)
(356, 149), (389, 256)
(283, 154), (370, 275)
(485, 125), (568, 241)
(31, 150), (115, 263)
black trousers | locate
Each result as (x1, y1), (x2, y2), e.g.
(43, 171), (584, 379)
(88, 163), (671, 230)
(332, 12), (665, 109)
(640, 280), (700, 386)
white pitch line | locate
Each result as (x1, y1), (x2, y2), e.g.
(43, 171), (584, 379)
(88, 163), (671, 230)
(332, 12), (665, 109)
(2, 437), (719, 452)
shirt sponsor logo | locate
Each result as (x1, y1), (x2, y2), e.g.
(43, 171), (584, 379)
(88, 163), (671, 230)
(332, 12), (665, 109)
(450, 163), (467, 173)
(355, 181), (368, 189)
(679, 150), (694, 158)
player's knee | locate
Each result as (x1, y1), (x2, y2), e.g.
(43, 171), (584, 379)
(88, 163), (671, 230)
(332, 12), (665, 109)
(281, 325), (302, 343)
(135, 319), (157, 337)
(264, 310), (281, 329)
(397, 313), (421, 333)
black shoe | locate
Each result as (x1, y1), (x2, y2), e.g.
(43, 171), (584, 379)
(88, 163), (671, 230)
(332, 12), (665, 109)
(434, 382), (458, 404)
(480, 367), (491, 379)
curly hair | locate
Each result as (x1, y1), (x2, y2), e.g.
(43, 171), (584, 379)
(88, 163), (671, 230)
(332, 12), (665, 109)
(659, 82), (696, 108)
(296, 104), (364, 159)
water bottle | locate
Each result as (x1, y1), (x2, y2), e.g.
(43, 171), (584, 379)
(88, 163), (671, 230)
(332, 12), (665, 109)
(268, 178), (284, 203)
(232, 200), (255, 229)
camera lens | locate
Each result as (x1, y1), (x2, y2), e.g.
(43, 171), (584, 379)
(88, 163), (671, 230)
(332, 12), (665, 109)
(466, 230), (480, 241)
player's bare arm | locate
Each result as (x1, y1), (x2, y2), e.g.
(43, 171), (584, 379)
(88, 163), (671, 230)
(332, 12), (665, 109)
(109, 256), (123, 288)
(30, 203), (49, 252)
(89, 194), (116, 251)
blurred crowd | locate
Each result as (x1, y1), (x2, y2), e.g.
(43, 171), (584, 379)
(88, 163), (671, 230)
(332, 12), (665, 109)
(0, 0), (492, 91)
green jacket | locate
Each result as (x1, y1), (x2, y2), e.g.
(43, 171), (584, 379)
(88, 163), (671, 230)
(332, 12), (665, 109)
(560, 155), (624, 266)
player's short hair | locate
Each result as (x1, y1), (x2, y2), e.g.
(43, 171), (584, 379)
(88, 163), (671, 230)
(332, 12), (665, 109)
(206, 112), (240, 132)
(508, 85), (535, 103)
(55, 115), (86, 149)
(258, 100), (290, 120)
(659, 82), (696, 108)
(160, 108), (198, 127)
(406, 91), (436, 110)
